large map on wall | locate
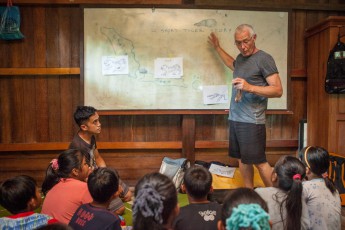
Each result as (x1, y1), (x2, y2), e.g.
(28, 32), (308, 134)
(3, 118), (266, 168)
(84, 8), (288, 110)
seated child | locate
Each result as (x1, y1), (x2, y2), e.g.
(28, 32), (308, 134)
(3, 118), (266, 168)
(299, 146), (342, 230)
(69, 105), (132, 215)
(173, 165), (221, 230)
(132, 172), (179, 230)
(218, 187), (270, 230)
(41, 149), (93, 224)
(255, 155), (310, 230)
(0, 175), (58, 229)
(69, 167), (123, 230)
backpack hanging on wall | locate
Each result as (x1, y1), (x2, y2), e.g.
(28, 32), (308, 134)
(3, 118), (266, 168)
(0, 0), (25, 40)
(325, 28), (345, 94)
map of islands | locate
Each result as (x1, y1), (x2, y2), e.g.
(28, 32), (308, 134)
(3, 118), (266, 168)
(84, 8), (288, 110)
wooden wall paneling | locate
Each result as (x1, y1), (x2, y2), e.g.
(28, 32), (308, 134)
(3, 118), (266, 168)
(182, 115), (195, 162)
(195, 115), (215, 141)
(155, 115), (172, 141)
(317, 29), (330, 149)
(0, 40), (10, 68)
(290, 78), (307, 129)
(102, 150), (182, 186)
(19, 8), (36, 142)
(45, 8), (60, 67)
(306, 34), (319, 146)
(60, 75), (75, 141)
(195, 149), (230, 165)
(70, 7), (81, 67)
(214, 114), (228, 140)
(280, 115), (295, 139)
(119, 116), (132, 142)
(339, 95), (345, 114)
(45, 8), (61, 141)
(71, 75), (81, 119)
(337, 121), (345, 154)
(33, 7), (50, 142)
(266, 115), (283, 140)
(0, 77), (11, 143)
(145, 115), (157, 142)
(102, 115), (113, 141)
(133, 115), (146, 141)
(58, 8), (74, 141)
(292, 11), (307, 69)
(47, 73), (62, 142)
(23, 77), (37, 142)
(35, 75), (50, 142)
(8, 22), (25, 143)
(0, 151), (60, 185)
(103, 115), (115, 141)
(11, 80), (25, 143)
(122, 116), (136, 141)
(33, 7), (47, 68)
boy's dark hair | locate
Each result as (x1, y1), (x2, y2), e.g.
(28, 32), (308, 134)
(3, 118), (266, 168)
(41, 149), (85, 196)
(221, 187), (268, 224)
(0, 175), (38, 214)
(73, 106), (97, 127)
(183, 166), (212, 199)
(87, 167), (119, 203)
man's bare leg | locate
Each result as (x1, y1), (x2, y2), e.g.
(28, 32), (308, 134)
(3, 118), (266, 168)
(255, 162), (273, 187)
(238, 159), (254, 189)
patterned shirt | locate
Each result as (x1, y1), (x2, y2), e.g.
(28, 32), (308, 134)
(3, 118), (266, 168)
(303, 179), (341, 230)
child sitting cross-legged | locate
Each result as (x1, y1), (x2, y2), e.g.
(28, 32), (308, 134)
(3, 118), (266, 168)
(69, 167), (123, 230)
(173, 165), (222, 230)
(255, 155), (310, 230)
(298, 146), (342, 230)
(0, 175), (58, 229)
(218, 187), (270, 230)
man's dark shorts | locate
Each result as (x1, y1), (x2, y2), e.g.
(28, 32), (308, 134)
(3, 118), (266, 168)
(229, 120), (267, 164)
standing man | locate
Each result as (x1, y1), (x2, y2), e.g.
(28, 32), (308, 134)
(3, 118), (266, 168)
(208, 24), (283, 188)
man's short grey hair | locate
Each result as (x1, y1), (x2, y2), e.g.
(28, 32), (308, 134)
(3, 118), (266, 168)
(235, 24), (256, 37)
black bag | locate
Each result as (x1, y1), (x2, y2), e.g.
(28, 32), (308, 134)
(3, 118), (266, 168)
(0, 0), (25, 40)
(325, 32), (345, 94)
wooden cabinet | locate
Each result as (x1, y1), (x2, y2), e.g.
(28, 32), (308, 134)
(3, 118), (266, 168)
(305, 16), (345, 155)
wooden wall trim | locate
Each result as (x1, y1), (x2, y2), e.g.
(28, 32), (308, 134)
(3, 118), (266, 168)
(0, 0), (182, 4)
(291, 69), (307, 78)
(0, 0), (344, 11)
(97, 110), (294, 115)
(0, 140), (298, 152)
(0, 68), (80, 76)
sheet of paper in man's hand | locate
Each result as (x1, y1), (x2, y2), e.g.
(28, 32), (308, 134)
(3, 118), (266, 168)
(209, 163), (235, 178)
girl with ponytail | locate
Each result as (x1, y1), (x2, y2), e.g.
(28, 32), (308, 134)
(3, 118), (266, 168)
(41, 149), (92, 224)
(132, 172), (179, 230)
(255, 155), (309, 230)
(299, 146), (341, 230)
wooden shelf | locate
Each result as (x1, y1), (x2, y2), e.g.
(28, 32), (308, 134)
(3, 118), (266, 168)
(0, 140), (298, 152)
(0, 68), (80, 76)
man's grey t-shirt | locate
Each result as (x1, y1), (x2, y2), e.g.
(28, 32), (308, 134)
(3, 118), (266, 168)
(230, 50), (278, 124)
